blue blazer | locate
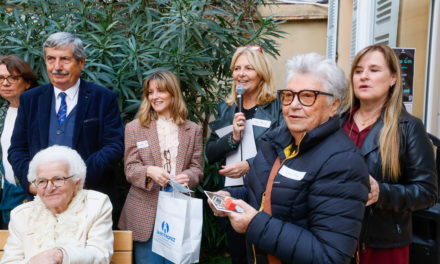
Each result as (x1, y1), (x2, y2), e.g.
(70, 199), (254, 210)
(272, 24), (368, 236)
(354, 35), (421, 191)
(8, 79), (124, 200)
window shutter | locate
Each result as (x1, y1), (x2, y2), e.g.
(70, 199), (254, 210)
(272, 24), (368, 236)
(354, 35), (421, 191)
(350, 0), (358, 61)
(326, 0), (339, 61)
(350, 0), (375, 60)
(350, 0), (400, 61)
(373, 0), (400, 46)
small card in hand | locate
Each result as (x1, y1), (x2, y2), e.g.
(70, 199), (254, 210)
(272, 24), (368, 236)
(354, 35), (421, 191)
(204, 191), (243, 213)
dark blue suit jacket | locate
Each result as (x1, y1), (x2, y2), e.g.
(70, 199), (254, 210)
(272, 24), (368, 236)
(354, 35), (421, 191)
(8, 79), (124, 201)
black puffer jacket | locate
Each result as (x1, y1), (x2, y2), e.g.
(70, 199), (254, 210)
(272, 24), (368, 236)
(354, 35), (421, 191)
(228, 117), (369, 264)
(341, 110), (438, 248)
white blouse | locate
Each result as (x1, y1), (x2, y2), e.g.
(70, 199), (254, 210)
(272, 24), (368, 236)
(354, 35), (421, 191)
(1, 107), (18, 185)
(156, 116), (179, 177)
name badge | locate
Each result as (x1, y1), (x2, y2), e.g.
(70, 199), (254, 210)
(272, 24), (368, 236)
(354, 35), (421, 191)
(252, 118), (271, 128)
(136, 140), (149, 149)
(279, 165), (306, 181)
(215, 125), (233, 138)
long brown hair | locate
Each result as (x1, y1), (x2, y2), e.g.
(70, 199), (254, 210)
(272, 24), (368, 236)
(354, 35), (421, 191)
(343, 45), (403, 182)
(225, 46), (276, 107)
(138, 70), (187, 126)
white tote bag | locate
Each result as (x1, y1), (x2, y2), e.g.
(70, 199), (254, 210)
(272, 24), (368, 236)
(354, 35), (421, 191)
(152, 190), (203, 263)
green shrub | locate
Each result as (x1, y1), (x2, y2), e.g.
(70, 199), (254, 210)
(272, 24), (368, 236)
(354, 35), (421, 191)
(0, 0), (285, 259)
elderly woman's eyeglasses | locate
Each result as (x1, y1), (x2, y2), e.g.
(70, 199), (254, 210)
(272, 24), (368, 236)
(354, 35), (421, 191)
(278, 89), (334, 107)
(163, 150), (171, 174)
(0, 75), (21, 85)
(32, 176), (74, 189)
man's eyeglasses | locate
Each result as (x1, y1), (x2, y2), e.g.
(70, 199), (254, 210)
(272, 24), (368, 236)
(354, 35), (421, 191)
(278, 89), (334, 107)
(236, 45), (263, 54)
(32, 176), (74, 189)
(163, 150), (171, 174)
(0, 75), (21, 85)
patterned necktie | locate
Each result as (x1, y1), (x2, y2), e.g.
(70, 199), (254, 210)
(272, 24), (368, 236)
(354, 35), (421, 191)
(57, 92), (67, 126)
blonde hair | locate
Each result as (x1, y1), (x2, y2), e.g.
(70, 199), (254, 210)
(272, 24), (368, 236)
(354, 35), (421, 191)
(138, 70), (187, 126)
(343, 45), (403, 182)
(225, 46), (276, 106)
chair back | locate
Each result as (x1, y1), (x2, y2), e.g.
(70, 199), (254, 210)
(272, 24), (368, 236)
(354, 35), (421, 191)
(0, 229), (133, 264)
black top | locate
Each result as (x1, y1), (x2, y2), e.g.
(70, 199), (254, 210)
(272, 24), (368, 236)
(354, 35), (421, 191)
(240, 105), (258, 120)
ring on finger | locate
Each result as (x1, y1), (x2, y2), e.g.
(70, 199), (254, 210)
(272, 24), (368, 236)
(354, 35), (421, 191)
(236, 121), (241, 126)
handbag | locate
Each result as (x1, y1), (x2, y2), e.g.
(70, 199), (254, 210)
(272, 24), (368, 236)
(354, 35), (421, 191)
(152, 190), (203, 263)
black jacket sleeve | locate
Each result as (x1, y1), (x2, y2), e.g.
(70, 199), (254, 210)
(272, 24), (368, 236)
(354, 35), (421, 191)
(376, 117), (438, 212)
(205, 103), (237, 164)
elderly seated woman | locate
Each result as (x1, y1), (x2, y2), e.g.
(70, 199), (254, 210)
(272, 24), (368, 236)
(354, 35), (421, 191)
(209, 53), (370, 263)
(0, 145), (113, 264)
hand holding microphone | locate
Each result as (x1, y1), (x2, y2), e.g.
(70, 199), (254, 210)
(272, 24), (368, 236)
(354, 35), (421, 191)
(236, 84), (245, 113)
(233, 85), (246, 141)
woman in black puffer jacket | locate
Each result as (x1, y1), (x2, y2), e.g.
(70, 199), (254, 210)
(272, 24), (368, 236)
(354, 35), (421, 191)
(208, 53), (370, 264)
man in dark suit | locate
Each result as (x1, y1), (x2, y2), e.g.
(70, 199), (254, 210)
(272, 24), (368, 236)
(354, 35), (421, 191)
(8, 32), (124, 223)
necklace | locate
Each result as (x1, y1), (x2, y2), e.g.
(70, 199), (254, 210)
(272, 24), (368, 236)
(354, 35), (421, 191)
(355, 111), (378, 127)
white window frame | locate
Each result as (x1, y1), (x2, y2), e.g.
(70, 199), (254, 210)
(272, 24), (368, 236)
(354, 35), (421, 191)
(425, 0), (440, 136)
(350, 0), (400, 61)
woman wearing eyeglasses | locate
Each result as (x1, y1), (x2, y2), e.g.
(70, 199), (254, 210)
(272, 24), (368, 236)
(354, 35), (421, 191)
(209, 53), (370, 263)
(206, 46), (284, 263)
(1, 145), (113, 264)
(0, 56), (38, 228)
(341, 45), (437, 264)
(118, 70), (203, 264)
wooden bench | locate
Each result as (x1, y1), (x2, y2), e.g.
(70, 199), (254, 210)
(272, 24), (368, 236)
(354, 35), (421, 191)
(0, 229), (132, 264)
(112, 230), (133, 264)
(0, 230), (7, 260)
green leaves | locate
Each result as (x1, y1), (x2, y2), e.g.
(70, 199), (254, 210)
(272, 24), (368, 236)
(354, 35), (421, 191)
(1, 0), (284, 126)
(0, 1), (284, 258)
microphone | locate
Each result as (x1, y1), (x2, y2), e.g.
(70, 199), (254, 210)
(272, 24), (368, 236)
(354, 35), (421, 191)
(236, 85), (245, 113)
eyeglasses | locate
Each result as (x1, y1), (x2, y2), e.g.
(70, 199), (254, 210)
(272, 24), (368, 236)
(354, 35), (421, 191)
(236, 45), (263, 54)
(163, 150), (171, 174)
(278, 89), (334, 107)
(0, 75), (21, 85)
(32, 176), (74, 189)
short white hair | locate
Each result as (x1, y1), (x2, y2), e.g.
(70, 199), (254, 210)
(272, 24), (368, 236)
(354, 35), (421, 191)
(285, 53), (347, 104)
(27, 145), (87, 189)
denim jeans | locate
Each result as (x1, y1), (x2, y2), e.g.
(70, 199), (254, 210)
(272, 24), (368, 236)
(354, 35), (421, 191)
(134, 238), (173, 264)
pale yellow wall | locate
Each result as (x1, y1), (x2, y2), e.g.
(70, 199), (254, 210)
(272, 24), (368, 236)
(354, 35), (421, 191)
(336, 0), (354, 76)
(336, 0), (431, 119)
(258, 4), (328, 90)
(262, 1), (431, 119)
(397, 0), (430, 118)
(267, 20), (327, 90)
